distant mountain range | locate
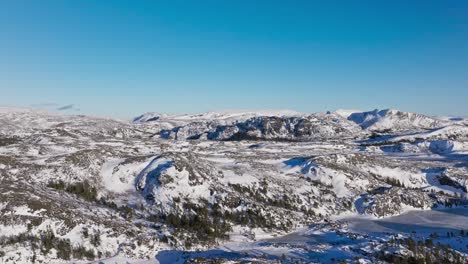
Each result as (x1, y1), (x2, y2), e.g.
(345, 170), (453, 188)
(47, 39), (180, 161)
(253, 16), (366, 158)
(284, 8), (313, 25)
(132, 108), (466, 141)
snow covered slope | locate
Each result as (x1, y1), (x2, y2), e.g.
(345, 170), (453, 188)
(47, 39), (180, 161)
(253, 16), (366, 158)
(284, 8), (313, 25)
(347, 109), (449, 132)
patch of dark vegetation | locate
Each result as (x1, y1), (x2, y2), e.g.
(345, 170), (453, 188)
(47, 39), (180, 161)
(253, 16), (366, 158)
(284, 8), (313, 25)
(98, 197), (136, 219)
(27, 218), (43, 232)
(224, 206), (289, 231)
(0, 136), (20, 146)
(117, 205), (135, 219)
(63, 149), (102, 168)
(47, 180), (97, 202)
(369, 186), (392, 195)
(0, 226), (99, 261)
(377, 236), (466, 264)
(27, 199), (52, 212)
(90, 229), (101, 247)
(225, 132), (299, 142)
(359, 138), (416, 147)
(154, 194), (296, 248)
(119, 155), (154, 166)
(436, 196), (468, 208)
(368, 132), (390, 140)
(384, 177), (405, 188)
(226, 132), (262, 141)
(72, 245), (97, 260)
(228, 183), (302, 211)
(0, 155), (16, 167)
(99, 197), (118, 209)
(437, 175), (467, 192)
(162, 199), (231, 246)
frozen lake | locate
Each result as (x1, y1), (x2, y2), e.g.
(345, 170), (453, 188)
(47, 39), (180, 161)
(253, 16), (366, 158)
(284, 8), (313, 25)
(346, 208), (468, 235)
(155, 208), (468, 263)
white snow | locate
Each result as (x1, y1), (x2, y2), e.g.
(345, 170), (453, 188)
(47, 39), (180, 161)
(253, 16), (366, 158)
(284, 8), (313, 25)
(0, 224), (28, 237)
(10, 205), (47, 217)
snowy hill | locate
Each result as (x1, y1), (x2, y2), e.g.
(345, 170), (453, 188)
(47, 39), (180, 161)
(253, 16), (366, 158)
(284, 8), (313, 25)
(347, 109), (449, 132)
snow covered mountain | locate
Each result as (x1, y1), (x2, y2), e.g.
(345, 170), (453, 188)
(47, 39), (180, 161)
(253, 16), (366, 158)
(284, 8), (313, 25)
(138, 109), (459, 141)
(0, 107), (466, 263)
(133, 110), (304, 140)
(347, 109), (449, 132)
(139, 111), (363, 141)
(207, 112), (363, 141)
(133, 110), (301, 128)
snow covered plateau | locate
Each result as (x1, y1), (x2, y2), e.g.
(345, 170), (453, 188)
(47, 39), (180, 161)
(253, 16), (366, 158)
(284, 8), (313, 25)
(0, 107), (467, 263)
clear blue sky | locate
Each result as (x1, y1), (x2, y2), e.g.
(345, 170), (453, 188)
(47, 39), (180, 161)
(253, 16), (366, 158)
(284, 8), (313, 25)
(1, 1), (467, 117)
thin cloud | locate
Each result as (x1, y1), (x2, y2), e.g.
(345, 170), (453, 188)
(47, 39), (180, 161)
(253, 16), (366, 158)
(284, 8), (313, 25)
(31, 103), (59, 108)
(57, 104), (80, 111)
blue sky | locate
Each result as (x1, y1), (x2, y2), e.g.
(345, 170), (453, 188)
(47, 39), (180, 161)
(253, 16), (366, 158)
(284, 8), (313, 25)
(0, 1), (467, 117)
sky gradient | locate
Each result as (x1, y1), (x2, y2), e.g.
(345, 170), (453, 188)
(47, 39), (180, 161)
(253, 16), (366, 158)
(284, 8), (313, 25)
(1, 1), (467, 117)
